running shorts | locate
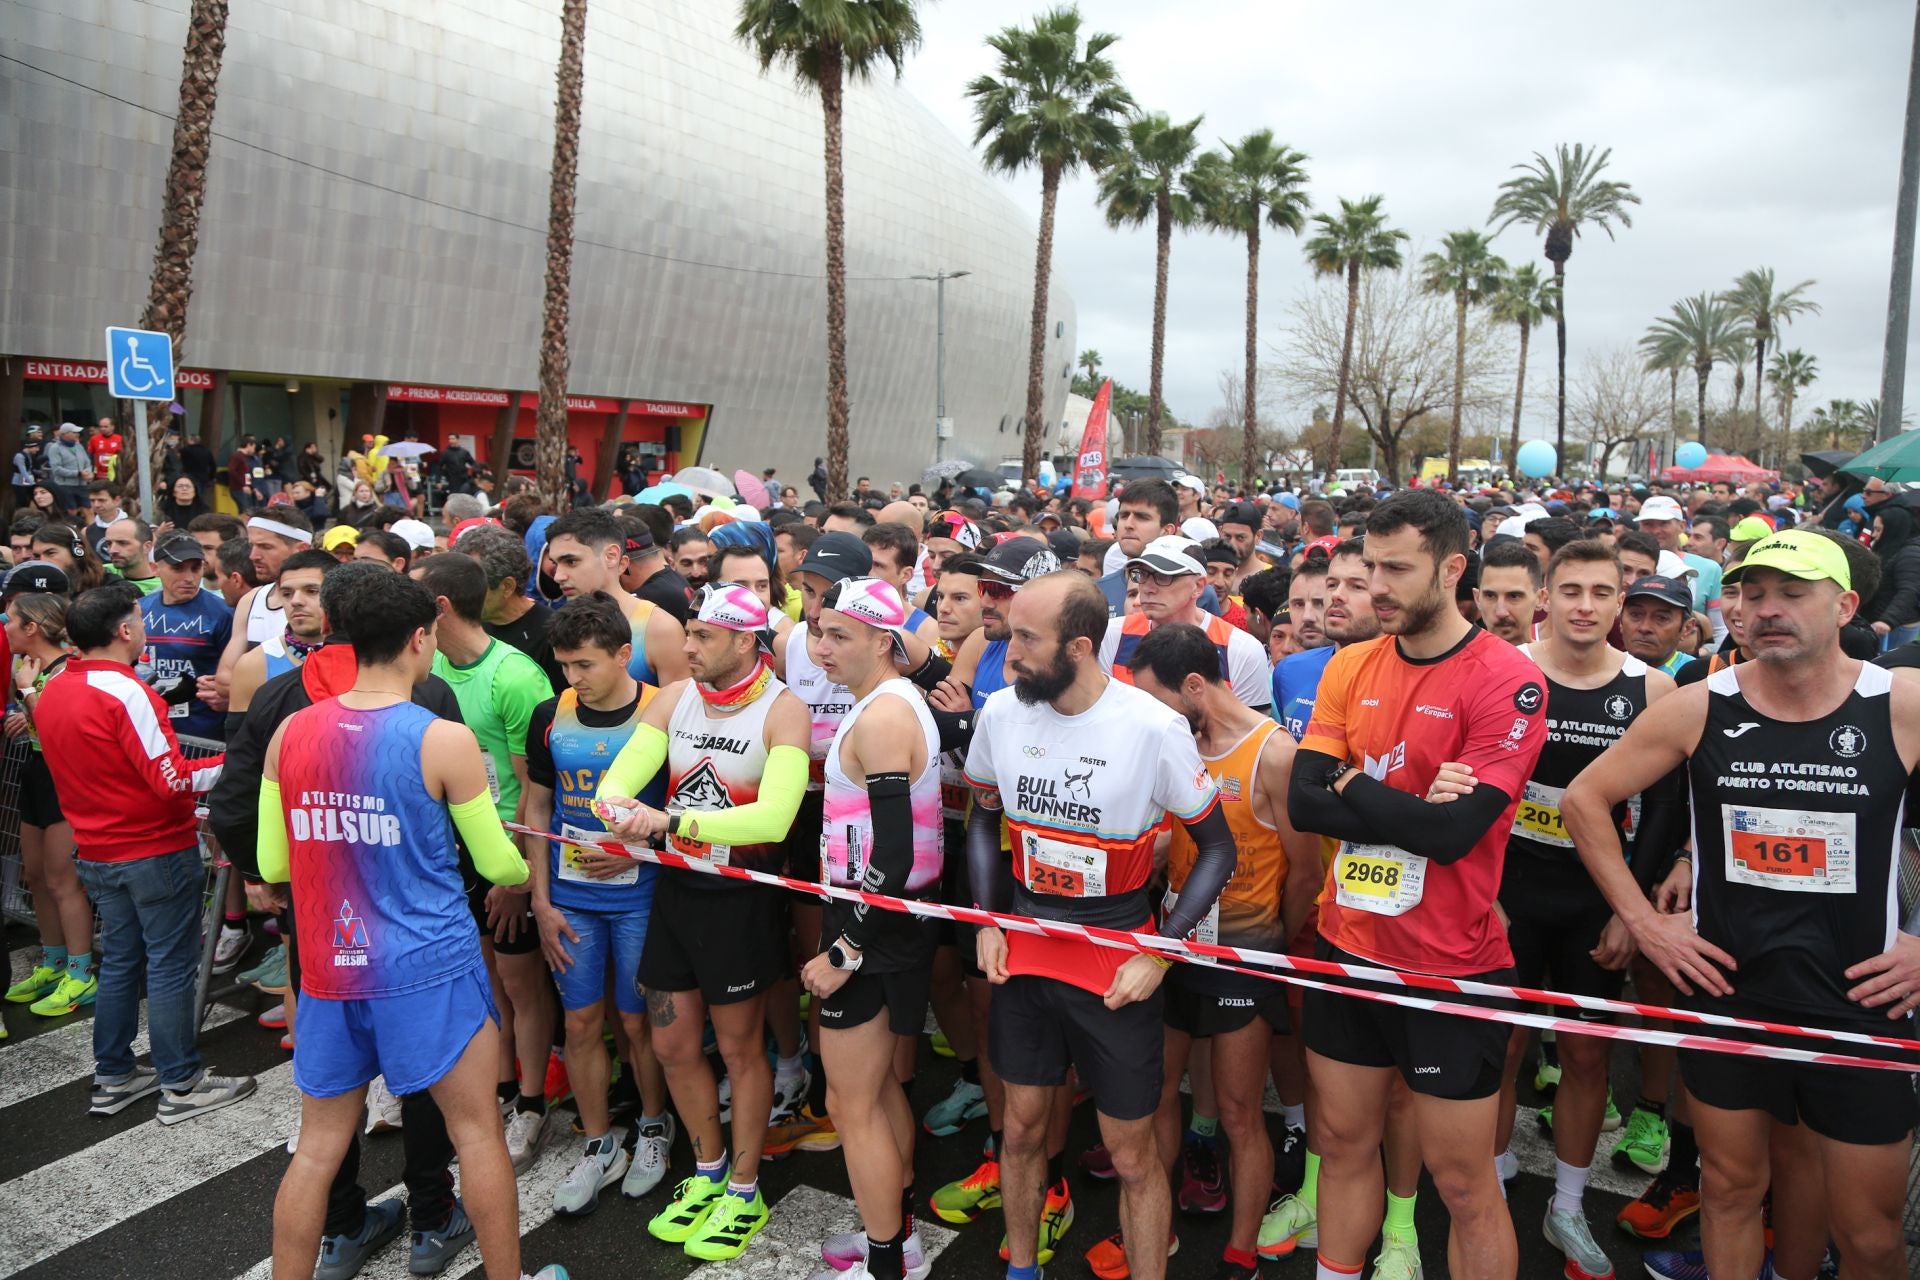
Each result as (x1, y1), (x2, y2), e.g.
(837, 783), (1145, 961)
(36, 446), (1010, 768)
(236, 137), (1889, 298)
(635, 872), (785, 1006)
(816, 965), (932, 1038)
(989, 972), (1163, 1121)
(467, 878), (539, 957)
(551, 903), (650, 1016)
(293, 963), (496, 1098)
(1301, 941), (1510, 1100)
(19, 751), (63, 828)
(1163, 962), (1290, 1038)
(1500, 866), (1625, 1018)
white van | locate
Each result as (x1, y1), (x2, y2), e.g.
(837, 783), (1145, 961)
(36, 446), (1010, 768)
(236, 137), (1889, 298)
(1334, 468), (1380, 491)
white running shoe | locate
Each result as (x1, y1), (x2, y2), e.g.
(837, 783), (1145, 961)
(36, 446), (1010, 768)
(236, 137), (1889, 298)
(157, 1071), (258, 1126)
(717, 1071), (733, 1123)
(211, 923), (250, 975)
(772, 1068), (810, 1122)
(553, 1135), (628, 1217)
(1542, 1204), (1614, 1279)
(364, 1076), (404, 1134)
(622, 1114), (676, 1198)
(820, 1229), (928, 1275)
(504, 1107), (547, 1173)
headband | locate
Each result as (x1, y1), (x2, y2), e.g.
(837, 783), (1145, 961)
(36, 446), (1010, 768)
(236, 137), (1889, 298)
(248, 516), (312, 544)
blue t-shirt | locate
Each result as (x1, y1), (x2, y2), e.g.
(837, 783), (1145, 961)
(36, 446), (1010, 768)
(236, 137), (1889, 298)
(139, 587), (234, 741)
(1272, 644), (1338, 741)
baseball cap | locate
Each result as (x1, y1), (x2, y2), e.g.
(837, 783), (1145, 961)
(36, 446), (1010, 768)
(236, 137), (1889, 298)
(1730, 515), (1776, 543)
(928, 512), (984, 551)
(1180, 517), (1219, 542)
(1127, 535), (1206, 578)
(1723, 528), (1853, 592)
(695, 581), (775, 653)
(56, 423), (79, 435)
(1, 559), (70, 599)
(152, 530), (207, 565)
(1304, 534), (1341, 557)
(1045, 528), (1080, 564)
(1217, 501), (1261, 531)
(449, 516), (503, 546)
(820, 576), (911, 662)
(1636, 496), (1686, 523)
(321, 525), (360, 551)
(979, 536), (1062, 586)
(795, 530), (872, 583)
(1623, 574), (1692, 612)
(389, 518), (436, 552)
(1276, 493), (1301, 511)
(1174, 474), (1207, 496)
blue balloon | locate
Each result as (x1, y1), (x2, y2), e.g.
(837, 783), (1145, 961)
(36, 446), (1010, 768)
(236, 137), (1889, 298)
(1675, 441), (1708, 470)
(1516, 439), (1557, 479)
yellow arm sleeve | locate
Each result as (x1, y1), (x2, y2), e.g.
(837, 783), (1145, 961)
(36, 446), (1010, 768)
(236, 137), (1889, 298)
(595, 723), (669, 802)
(679, 743), (809, 846)
(258, 778), (291, 884)
(450, 791), (529, 886)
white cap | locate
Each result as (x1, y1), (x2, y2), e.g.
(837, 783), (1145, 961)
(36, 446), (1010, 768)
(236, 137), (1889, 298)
(1127, 535), (1207, 577)
(1656, 549), (1694, 580)
(1495, 514), (1530, 540)
(1180, 516), (1219, 542)
(1174, 474), (1207, 495)
(389, 518), (436, 551)
(1637, 496), (1686, 523)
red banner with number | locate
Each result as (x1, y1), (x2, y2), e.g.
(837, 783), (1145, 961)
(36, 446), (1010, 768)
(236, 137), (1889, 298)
(1071, 379), (1113, 500)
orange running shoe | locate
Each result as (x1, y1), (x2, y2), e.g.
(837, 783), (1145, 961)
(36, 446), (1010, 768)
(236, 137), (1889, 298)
(1083, 1230), (1179, 1280)
(1614, 1168), (1701, 1239)
(998, 1180), (1074, 1264)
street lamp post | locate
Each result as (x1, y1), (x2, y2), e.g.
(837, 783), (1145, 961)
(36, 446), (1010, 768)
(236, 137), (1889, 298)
(912, 270), (970, 463)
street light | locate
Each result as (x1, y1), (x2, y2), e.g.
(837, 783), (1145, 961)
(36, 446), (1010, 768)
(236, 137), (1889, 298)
(911, 270), (970, 463)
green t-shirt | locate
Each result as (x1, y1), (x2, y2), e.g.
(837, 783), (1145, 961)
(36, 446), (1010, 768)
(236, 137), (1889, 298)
(124, 574), (162, 595)
(432, 638), (551, 821)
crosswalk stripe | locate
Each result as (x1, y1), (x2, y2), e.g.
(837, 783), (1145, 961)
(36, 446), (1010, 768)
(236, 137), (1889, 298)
(0, 1001), (247, 1110)
(0, 1060), (300, 1274)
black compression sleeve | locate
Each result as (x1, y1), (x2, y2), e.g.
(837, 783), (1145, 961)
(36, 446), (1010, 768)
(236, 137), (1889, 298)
(930, 705), (974, 754)
(906, 650), (953, 692)
(843, 773), (914, 950)
(1161, 801), (1237, 940)
(1286, 749), (1380, 845)
(967, 797), (1012, 913)
(1629, 765), (1690, 891)
(1335, 772), (1515, 865)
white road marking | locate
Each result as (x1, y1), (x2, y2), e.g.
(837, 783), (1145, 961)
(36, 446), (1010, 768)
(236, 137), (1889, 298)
(0, 1002), (247, 1110)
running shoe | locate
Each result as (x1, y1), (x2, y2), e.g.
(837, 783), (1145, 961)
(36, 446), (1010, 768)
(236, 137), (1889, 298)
(157, 1070), (259, 1125)
(212, 922), (251, 975)
(622, 1114), (676, 1199)
(1177, 1140), (1227, 1214)
(504, 1107), (546, 1173)
(1533, 1052), (1563, 1094)
(998, 1181), (1074, 1264)
(249, 945), (291, 995)
(1613, 1169), (1700, 1240)
(930, 1156), (1001, 1223)
(257, 1006), (288, 1031)
(408, 1199), (475, 1276)
(1536, 1092), (1621, 1135)
(527, 1269), (570, 1280)
(6, 963), (59, 1004)
(314, 1196), (404, 1280)
(279, 1032), (295, 1052)
(765, 1104), (840, 1157)
(1610, 1108), (1670, 1175)
(772, 1066), (811, 1122)
(366, 1076), (404, 1135)
(930, 1028), (955, 1058)
(820, 1227), (929, 1272)
(1080, 1141), (1117, 1181)
(1638, 1249), (1710, 1280)
(684, 1186), (770, 1261)
(1255, 1194), (1317, 1260)
(1371, 1232), (1425, 1280)
(717, 1071), (734, 1123)
(553, 1135), (628, 1217)
(649, 1174), (727, 1242)
(1273, 1123), (1307, 1196)
(1083, 1229), (1177, 1280)
(90, 1065), (161, 1117)
(1542, 1204), (1612, 1279)
(1213, 1255), (1260, 1280)
(922, 1078), (987, 1136)
(236, 944), (284, 987)
(29, 972), (95, 1016)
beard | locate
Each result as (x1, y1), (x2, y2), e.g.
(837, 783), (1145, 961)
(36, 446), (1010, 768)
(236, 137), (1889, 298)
(1013, 646), (1076, 706)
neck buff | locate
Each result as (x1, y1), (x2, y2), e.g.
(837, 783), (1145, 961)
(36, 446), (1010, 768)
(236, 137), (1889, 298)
(285, 631), (326, 661)
(697, 654), (772, 710)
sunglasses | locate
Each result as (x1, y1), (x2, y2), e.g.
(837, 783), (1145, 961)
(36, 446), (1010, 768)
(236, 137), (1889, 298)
(978, 580), (1017, 600)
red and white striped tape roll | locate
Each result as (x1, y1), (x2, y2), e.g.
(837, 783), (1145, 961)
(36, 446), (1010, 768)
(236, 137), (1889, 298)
(508, 822), (1920, 1074)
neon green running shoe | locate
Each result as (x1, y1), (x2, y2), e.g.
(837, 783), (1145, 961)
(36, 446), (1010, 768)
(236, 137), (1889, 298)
(683, 1186), (769, 1261)
(30, 972), (96, 1017)
(1536, 1090), (1621, 1135)
(1611, 1106), (1671, 1174)
(6, 964), (59, 1004)
(931, 1156), (1002, 1223)
(1256, 1193), (1318, 1260)
(1532, 1055), (1562, 1093)
(648, 1175), (724, 1243)
(929, 1028), (955, 1058)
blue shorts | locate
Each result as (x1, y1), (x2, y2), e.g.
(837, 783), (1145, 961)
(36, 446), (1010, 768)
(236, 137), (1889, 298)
(293, 965), (497, 1098)
(552, 903), (650, 1015)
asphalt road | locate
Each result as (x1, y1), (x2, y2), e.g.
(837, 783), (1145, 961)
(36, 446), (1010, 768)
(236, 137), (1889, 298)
(1, 932), (1690, 1280)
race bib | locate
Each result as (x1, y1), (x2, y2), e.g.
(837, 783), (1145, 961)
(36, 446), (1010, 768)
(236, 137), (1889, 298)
(1162, 884), (1219, 959)
(1021, 831), (1106, 898)
(1721, 804), (1857, 894)
(820, 824), (865, 887)
(558, 823), (638, 886)
(481, 753), (501, 805)
(168, 699), (188, 720)
(670, 817), (732, 867)
(1511, 780), (1573, 849)
(1332, 842), (1427, 916)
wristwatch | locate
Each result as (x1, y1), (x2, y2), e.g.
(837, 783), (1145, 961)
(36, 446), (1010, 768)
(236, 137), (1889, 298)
(1326, 761), (1353, 791)
(827, 938), (864, 972)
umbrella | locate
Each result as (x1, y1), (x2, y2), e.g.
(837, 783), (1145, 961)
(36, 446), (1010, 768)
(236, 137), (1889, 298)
(1110, 454), (1182, 478)
(670, 466), (736, 498)
(923, 459), (973, 482)
(636, 482), (695, 504)
(953, 467), (1001, 490)
(378, 441), (435, 460)
(1801, 449), (1857, 481)
(733, 469), (770, 508)
(1839, 431), (1920, 483)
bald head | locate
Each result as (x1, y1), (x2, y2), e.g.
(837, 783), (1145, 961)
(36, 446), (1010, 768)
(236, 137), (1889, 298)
(1011, 570), (1109, 651)
(877, 500), (921, 531)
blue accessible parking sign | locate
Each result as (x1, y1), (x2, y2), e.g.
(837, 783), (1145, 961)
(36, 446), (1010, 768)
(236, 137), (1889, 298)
(104, 326), (176, 401)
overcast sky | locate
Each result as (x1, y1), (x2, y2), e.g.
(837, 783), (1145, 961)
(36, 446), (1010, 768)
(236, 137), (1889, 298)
(894, 0), (1919, 443)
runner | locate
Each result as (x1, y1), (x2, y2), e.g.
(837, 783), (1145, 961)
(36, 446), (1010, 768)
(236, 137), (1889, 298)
(964, 570), (1240, 1280)
(1488, 539), (1676, 1280)
(215, 508), (316, 690)
(803, 576), (945, 1280)
(523, 593), (674, 1213)
(1473, 538), (1544, 647)
(1287, 489), (1548, 1280)
(1094, 480), (1182, 616)
(1272, 542), (1361, 741)
(139, 530), (233, 743)
(542, 508), (690, 689)
(1102, 536), (1271, 712)
(257, 567), (567, 1280)
(1563, 528), (1920, 1280)
(595, 583), (810, 1262)
(1618, 574), (1697, 678)
(228, 549), (335, 720)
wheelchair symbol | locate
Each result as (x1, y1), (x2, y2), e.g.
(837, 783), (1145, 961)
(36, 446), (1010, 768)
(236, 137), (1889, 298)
(117, 338), (163, 394)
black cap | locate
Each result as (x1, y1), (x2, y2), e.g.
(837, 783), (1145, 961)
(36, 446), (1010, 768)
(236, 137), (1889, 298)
(1624, 574), (1692, 612)
(1, 560), (70, 599)
(1217, 501), (1261, 531)
(794, 531), (872, 584)
(1045, 528), (1080, 564)
(979, 536), (1062, 585)
(152, 530), (207, 565)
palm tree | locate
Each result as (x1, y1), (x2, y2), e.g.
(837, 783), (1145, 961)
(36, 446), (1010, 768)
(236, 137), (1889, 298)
(1766, 348), (1818, 462)
(136, 0), (230, 505)
(534, 0), (590, 511)
(1419, 230), (1506, 484)
(1641, 294), (1748, 446)
(969, 6), (1132, 483)
(1097, 112), (1205, 458)
(1640, 329), (1690, 460)
(738, 0), (924, 503)
(1189, 131), (1312, 483)
(1078, 348), (1103, 385)
(1488, 143), (1641, 466)
(1487, 262), (1558, 470)
(1719, 268), (1818, 420)
(1303, 196), (1408, 478)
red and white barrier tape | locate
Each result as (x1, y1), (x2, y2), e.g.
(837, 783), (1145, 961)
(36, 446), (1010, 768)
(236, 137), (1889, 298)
(506, 822), (1920, 1074)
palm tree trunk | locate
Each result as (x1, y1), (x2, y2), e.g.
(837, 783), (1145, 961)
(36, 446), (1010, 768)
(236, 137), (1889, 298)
(1695, 365), (1710, 445)
(1147, 187), (1172, 457)
(535, 0), (588, 512)
(1782, 385), (1796, 463)
(1553, 260), (1568, 467)
(1022, 161), (1062, 485)
(820, 43), (851, 504)
(1507, 318), (1530, 471)
(1447, 291), (1467, 485)
(1668, 367), (1679, 453)
(138, 0), (229, 507)
(1754, 336), (1767, 421)
(1240, 220), (1261, 486)
(1325, 259), (1360, 478)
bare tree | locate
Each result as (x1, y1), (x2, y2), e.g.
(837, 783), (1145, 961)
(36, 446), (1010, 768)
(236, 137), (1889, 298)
(1570, 346), (1665, 481)
(1273, 264), (1507, 482)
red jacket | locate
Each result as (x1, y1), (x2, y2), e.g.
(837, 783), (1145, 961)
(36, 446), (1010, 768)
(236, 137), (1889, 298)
(34, 658), (224, 862)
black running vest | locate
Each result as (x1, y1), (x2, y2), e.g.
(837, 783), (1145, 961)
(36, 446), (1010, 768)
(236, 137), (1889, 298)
(1507, 649), (1650, 867)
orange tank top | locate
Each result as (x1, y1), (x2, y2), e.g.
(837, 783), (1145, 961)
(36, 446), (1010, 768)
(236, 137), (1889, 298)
(1167, 720), (1287, 951)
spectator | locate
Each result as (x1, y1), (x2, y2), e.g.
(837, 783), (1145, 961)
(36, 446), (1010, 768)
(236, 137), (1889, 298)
(227, 436), (261, 512)
(437, 438), (478, 496)
(27, 484), (61, 521)
(1864, 505), (1920, 644)
(46, 425), (92, 516)
(296, 441), (330, 490)
(335, 479), (386, 531)
(87, 417), (125, 484)
(158, 475), (210, 528)
(808, 456), (828, 502)
(285, 479), (330, 524)
(178, 432), (217, 492)
(84, 482), (126, 555)
(13, 425), (44, 509)
(34, 583), (257, 1123)
(31, 522), (109, 592)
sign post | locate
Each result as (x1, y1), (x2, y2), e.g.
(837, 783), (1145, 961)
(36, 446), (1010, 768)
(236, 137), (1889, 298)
(104, 326), (176, 523)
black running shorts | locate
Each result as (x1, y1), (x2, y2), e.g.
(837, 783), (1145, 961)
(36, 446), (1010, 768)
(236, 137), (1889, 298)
(989, 972), (1163, 1121)
(635, 873), (785, 1007)
(1301, 941), (1510, 1100)
(1163, 962), (1290, 1038)
(466, 877), (540, 957)
(817, 965), (932, 1037)
(18, 751), (64, 829)
(1500, 863), (1625, 1018)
